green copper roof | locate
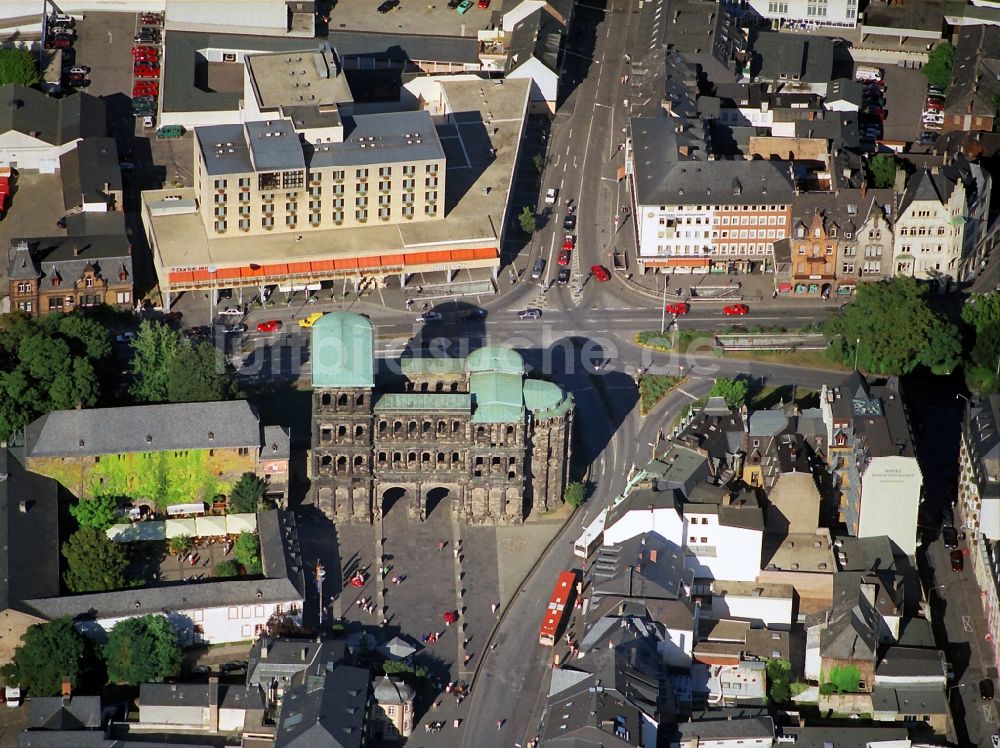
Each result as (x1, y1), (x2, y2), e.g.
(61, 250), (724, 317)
(522, 379), (573, 419)
(400, 357), (467, 376)
(467, 346), (524, 375)
(374, 393), (472, 412)
(311, 312), (374, 388)
(470, 371), (525, 423)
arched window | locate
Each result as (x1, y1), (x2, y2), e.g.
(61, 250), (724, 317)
(356, 394), (364, 406)
(452, 421), (461, 433)
(422, 421), (431, 434)
(320, 455), (332, 466)
(355, 425), (365, 438)
(337, 425), (347, 437)
(378, 420), (388, 434)
(408, 451), (417, 463)
(408, 421), (417, 434)
(450, 382), (458, 392)
(421, 452), (431, 463)
(337, 394), (348, 406)
(452, 452), (460, 463)
(435, 381), (444, 392)
(321, 393), (331, 406)
(377, 452), (387, 463)
(393, 451), (402, 464)
(336, 456), (347, 472)
(354, 456), (364, 468)
(438, 420), (447, 434)
(476, 426), (486, 438)
(393, 420), (403, 434)
(420, 382), (429, 392)
(437, 452), (445, 463)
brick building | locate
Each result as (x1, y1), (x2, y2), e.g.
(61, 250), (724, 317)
(309, 313), (574, 524)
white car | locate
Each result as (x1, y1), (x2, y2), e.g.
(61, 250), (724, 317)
(545, 188), (558, 205)
(220, 307), (243, 316)
(68, 65), (90, 75)
(115, 332), (136, 343)
(142, 115), (154, 129)
(417, 312), (443, 323)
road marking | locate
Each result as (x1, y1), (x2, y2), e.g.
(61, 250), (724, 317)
(677, 388), (699, 399)
(565, 146), (570, 156)
(964, 615), (973, 633)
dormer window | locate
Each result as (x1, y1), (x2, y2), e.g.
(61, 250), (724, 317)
(119, 270), (128, 282)
(85, 277), (94, 288)
(51, 275), (61, 286)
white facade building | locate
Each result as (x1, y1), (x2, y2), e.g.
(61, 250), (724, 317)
(857, 455), (924, 557)
(746, 0), (858, 29)
(706, 581), (795, 630)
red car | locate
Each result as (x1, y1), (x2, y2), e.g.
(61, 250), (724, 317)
(134, 67), (159, 79)
(133, 83), (159, 96)
(563, 235), (575, 250)
(924, 100), (943, 111)
(132, 46), (159, 58)
(557, 249), (571, 266)
(478, 0), (491, 6)
(45, 38), (72, 49)
(723, 303), (750, 316)
(256, 320), (282, 333)
(665, 302), (689, 316)
(134, 51), (159, 63)
(590, 265), (611, 282)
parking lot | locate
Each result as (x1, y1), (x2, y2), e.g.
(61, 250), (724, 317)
(878, 64), (929, 144)
(325, 0), (495, 37)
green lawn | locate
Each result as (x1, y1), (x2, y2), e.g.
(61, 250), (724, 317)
(750, 384), (820, 410)
(720, 348), (850, 371)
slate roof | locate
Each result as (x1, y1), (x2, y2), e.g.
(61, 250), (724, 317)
(0, 449), (63, 613)
(875, 645), (946, 679)
(26, 696), (101, 731)
(750, 32), (833, 83)
(825, 78), (863, 107)
(0, 85), (105, 146)
(248, 637), (346, 690)
(631, 115), (797, 208)
(897, 155), (983, 216)
(8, 233), (133, 292)
(59, 137), (121, 210)
(826, 371), (915, 460)
(945, 25), (1000, 119)
(836, 535), (898, 573)
(871, 684), (948, 715)
(311, 313), (375, 388)
(274, 663), (369, 748)
(372, 675), (415, 704)
(506, 7), (564, 76)
(965, 394), (1000, 501)
(663, 0), (746, 78)
(25, 400), (263, 458)
(779, 725), (910, 747)
(592, 532), (686, 601)
(673, 716), (774, 740)
(539, 671), (646, 747)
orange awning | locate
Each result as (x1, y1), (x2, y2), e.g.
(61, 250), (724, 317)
(643, 257), (710, 268)
(287, 262), (313, 274)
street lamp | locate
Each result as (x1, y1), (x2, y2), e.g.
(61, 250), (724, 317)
(660, 278), (669, 334)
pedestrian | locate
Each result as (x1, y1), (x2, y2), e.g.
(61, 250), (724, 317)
(491, 602), (498, 615)
(453, 548), (459, 558)
(438, 541), (446, 551)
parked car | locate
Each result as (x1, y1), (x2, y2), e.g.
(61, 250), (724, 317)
(140, 13), (164, 24)
(190, 664), (212, 675)
(478, 0), (491, 7)
(256, 319), (282, 332)
(156, 125), (185, 139)
(456, 0), (474, 12)
(545, 187), (558, 204)
(377, 0), (399, 12)
(219, 307), (242, 316)
(590, 265), (611, 282)
(45, 37), (73, 49)
(556, 267), (571, 285)
(563, 214), (577, 231)
(665, 302), (690, 315)
(225, 323), (248, 335)
(448, 0), (462, 8)
(417, 311), (443, 323)
(67, 75), (89, 87)
(184, 326), (211, 339)
(563, 235), (575, 250)
(942, 525), (959, 550)
(115, 332), (136, 344)
(461, 308), (487, 320)
(134, 67), (160, 79)
(298, 311), (326, 328)
(557, 248), (571, 266)
(67, 65), (90, 75)
(981, 678), (995, 701)
(133, 84), (159, 97)
(919, 131), (939, 144)
(950, 549), (964, 572)
(531, 257), (545, 279)
(723, 303), (750, 316)
(51, 13), (75, 26)
(219, 661), (248, 674)
(517, 308), (542, 319)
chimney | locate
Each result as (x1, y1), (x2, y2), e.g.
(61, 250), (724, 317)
(208, 676), (219, 732)
(61, 678), (72, 699)
(72, 244), (79, 257)
(18, 500), (27, 513)
(261, 640), (269, 658)
(301, 646), (309, 661)
(649, 549), (658, 563)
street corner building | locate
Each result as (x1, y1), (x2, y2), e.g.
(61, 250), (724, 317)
(307, 312), (574, 525)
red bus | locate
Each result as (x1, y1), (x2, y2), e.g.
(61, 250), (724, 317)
(539, 570), (578, 646)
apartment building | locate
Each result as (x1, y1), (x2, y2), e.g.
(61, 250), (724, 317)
(627, 116), (795, 274)
(747, 0), (858, 29)
(195, 114), (445, 238)
(893, 157), (991, 287)
(821, 372), (922, 555)
(958, 394), (1000, 540)
(943, 25), (1000, 134)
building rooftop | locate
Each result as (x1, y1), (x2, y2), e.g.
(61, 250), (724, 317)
(763, 531), (836, 573)
(25, 400), (264, 458)
(0, 84), (105, 146)
(875, 645), (946, 679)
(673, 716), (774, 740)
(749, 32), (834, 84)
(274, 663), (369, 748)
(592, 531), (687, 601)
(310, 312), (375, 389)
(245, 46), (353, 113)
(26, 696), (101, 731)
(965, 394), (1000, 500)
(871, 683), (949, 716)
(779, 725), (911, 747)
(59, 137), (121, 209)
(374, 393), (471, 412)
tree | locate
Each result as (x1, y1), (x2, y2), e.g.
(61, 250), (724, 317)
(228, 472), (265, 514)
(129, 321), (183, 402)
(532, 154), (545, 173)
(168, 535), (193, 556)
(104, 615), (182, 685)
(62, 526), (130, 593)
(765, 658), (791, 705)
(826, 664), (862, 693)
(130, 320), (239, 404)
(867, 154), (897, 189)
(0, 313), (109, 441)
(564, 481), (585, 508)
(69, 495), (121, 531)
(710, 377), (749, 408)
(922, 42), (954, 89)
(961, 291), (1000, 334)
(165, 341), (240, 403)
(0, 618), (102, 696)
(824, 277), (961, 376)
(0, 48), (39, 86)
(518, 205), (536, 234)
(215, 560), (240, 578)
(234, 532), (262, 575)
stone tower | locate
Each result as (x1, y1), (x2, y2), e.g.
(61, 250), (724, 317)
(310, 313), (375, 523)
